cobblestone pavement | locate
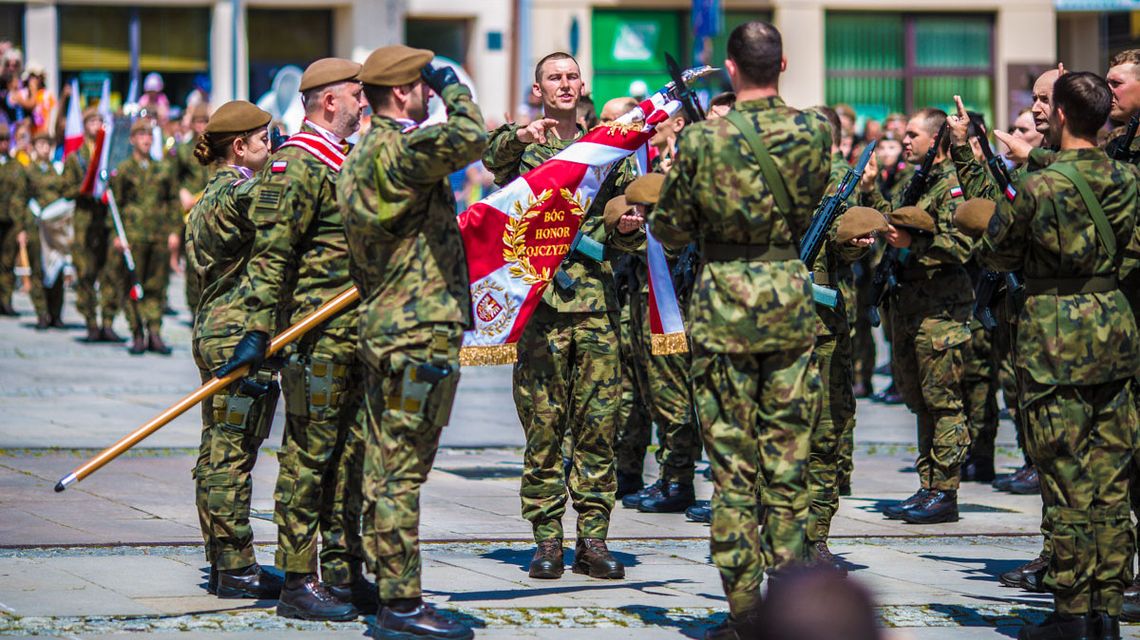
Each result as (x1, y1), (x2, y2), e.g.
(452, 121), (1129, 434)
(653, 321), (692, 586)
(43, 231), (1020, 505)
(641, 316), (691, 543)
(3, 280), (1138, 639)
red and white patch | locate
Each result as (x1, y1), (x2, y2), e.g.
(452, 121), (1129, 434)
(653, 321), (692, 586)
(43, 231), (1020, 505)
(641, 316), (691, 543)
(949, 186), (963, 199)
(270, 161), (288, 173)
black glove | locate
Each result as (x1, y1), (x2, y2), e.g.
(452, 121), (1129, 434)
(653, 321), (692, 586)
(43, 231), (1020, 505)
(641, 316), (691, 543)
(421, 63), (460, 94)
(215, 331), (269, 379)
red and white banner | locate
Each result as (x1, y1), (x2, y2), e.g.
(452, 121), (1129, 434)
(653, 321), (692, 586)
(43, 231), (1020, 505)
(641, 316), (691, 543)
(458, 95), (681, 365)
(645, 230), (687, 355)
(63, 79), (84, 158)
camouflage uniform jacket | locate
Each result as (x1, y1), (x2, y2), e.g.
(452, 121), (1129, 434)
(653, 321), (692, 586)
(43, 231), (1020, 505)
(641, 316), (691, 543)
(860, 158), (974, 316)
(0, 154), (23, 225)
(109, 155), (176, 245)
(238, 122), (356, 336)
(653, 96), (832, 353)
(171, 139), (211, 225)
(186, 166), (259, 339)
(61, 140), (107, 215)
(483, 121), (639, 313)
(22, 160), (65, 231)
(977, 148), (1140, 389)
(814, 151), (868, 335)
(338, 83), (487, 365)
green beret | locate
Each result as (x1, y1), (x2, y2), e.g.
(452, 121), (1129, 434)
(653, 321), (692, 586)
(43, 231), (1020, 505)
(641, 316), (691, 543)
(888, 206), (936, 234)
(953, 198), (997, 239)
(603, 195), (632, 228)
(358, 45), (434, 87)
(205, 101), (272, 135)
(625, 173), (666, 205)
(836, 206), (888, 243)
(130, 119), (153, 136)
(299, 57), (362, 92)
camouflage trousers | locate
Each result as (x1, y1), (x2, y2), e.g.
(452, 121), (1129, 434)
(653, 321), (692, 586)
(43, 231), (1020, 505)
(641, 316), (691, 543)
(617, 287), (700, 484)
(0, 219), (18, 307)
(120, 241), (170, 335)
(614, 302), (652, 476)
(361, 323), (462, 601)
(274, 328), (365, 585)
(192, 335), (277, 571)
(807, 330), (856, 544)
(962, 323), (998, 461)
(23, 227), (64, 322)
(72, 207), (120, 328)
(691, 345), (819, 616)
(1023, 377), (1137, 616)
(890, 307), (971, 491)
(514, 306), (621, 543)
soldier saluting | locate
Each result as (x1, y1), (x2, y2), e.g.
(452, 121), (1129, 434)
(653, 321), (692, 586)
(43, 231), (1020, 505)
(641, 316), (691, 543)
(338, 45), (486, 640)
(653, 21), (830, 639)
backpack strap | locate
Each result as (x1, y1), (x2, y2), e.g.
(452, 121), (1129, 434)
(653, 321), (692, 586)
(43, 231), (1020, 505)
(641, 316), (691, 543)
(723, 109), (794, 220)
(1047, 162), (1117, 261)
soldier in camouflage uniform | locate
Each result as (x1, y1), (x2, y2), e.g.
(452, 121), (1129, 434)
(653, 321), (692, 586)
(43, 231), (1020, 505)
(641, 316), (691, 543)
(0, 128), (22, 317)
(185, 100), (284, 603)
(338, 45), (485, 640)
(21, 134), (67, 328)
(858, 108), (974, 525)
(653, 23), (828, 637)
(219, 58), (370, 620)
(171, 103), (213, 314)
(109, 119), (178, 355)
(978, 72), (1139, 640)
(63, 108), (122, 342)
(483, 52), (636, 581)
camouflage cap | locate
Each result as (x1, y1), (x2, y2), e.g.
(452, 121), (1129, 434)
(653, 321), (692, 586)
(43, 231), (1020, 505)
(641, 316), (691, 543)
(603, 195), (633, 228)
(129, 119), (153, 135)
(625, 173), (665, 205)
(836, 206), (888, 243)
(299, 57), (362, 92)
(205, 100), (272, 135)
(953, 198), (997, 239)
(359, 45), (434, 87)
(888, 206), (935, 234)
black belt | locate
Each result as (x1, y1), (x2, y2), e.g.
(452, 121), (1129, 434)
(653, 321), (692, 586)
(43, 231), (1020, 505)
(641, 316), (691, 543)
(1024, 275), (1118, 296)
(812, 271), (834, 286)
(704, 243), (797, 263)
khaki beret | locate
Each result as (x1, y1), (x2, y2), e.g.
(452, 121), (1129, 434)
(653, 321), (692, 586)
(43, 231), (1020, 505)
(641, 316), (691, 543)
(603, 195), (633, 228)
(82, 106), (101, 122)
(836, 206), (888, 244)
(130, 119), (153, 135)
(299, 57), (362, 92)
(888, 206), (935, 234)
(953, 198), (997, 239)
(32, 132), (53, 145)
(625, 173), (666, 206)
(358, 45), (434, 87)
(205, 100), (272, 135)
(189, 102), (211, 121)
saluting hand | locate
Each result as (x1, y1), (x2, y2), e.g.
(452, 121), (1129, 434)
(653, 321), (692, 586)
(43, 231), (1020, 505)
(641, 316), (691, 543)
(517, 118), (560, 145)
(948, 95), (970, 146)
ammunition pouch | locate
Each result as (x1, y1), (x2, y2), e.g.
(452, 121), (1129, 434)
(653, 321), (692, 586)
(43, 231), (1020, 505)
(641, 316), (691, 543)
(281, 353), (349, 421)
(385, 326), (459, 426)
(215, 369), (278, 440)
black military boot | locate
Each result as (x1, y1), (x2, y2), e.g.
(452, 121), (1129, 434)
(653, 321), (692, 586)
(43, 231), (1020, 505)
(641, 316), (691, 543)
(622, 478), (664, 509)
(276, 573), (356, 621)
(1017, 612), (1092, 640)
(0, 301), (18, 316)
(638, 481), (695, 513)
(901, 490), (959, 524)
(961, 454), (995, 482)
(528, 538), (564, 579)
(999, 554), (1049, 589)
(1009, 466), (1041, 495)
(704, 597), (762, 640)
(993, 463), (1031, 491)
(685, 501), (711, 524)
(572, 538), (624, 579)
(84, 323), (101, 342)
(214, 563), (285, 599)
(616, 471), (644, 499)
(1121, 576), (1140, 622)
(1090, 611), (1122, 640)
(809, 540), (848, 577)
(147, 332), (173, 355)
(100, 325), (126, 343)
(34, 315), (50, 330)
(127, 332), (147, 355)
(327, 573), (378, 612)
(373, 599), (473, 640)
(883, 488), (930, 519)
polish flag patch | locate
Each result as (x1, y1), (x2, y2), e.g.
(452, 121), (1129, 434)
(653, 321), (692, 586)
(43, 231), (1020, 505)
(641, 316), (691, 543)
(949, 186), (963, 199)
(271, 161), (288, 173)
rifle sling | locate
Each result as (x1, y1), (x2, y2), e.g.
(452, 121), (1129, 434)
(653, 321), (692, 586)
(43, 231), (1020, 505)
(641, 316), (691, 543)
(1046, 163), (1117, 261)
(723, 110), (796, 238)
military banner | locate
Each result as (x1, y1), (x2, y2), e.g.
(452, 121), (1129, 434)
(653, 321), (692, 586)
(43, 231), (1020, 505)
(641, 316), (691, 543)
(458, 94), (682, 366)
(645, 230), (687, 354)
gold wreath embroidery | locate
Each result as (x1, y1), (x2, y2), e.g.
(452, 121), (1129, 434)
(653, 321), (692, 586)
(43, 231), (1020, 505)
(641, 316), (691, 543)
(598, 121), (642, 137)
(560, 188), (591, 217)
(504, 189), (554, 284)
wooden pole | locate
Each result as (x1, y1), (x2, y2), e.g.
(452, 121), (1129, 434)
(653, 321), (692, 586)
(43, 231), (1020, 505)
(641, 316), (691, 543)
(54, 286), (361, 492)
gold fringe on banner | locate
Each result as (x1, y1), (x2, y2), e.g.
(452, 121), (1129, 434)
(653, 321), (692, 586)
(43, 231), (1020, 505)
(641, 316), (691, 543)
(460, 344), (519, 366)
(651, 332), (689, 355)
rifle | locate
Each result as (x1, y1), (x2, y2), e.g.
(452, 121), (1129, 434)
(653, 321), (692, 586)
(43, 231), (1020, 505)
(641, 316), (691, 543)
(54, 286), (362, 491)
(800, 140), (878, 309)
(665, 52), (706, 123)
(967, 113), (1025, 331)
(105, 188), (145, 303)
(866, 122), (949, 326)
(1106, 113), (1140, 163)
